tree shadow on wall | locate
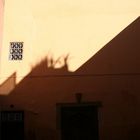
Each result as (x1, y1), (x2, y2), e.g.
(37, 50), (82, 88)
(3, 55), (73, 140)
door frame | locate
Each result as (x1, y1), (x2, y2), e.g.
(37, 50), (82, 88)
(56, 101), (102, 140)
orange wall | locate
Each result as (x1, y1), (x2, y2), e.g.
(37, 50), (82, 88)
(1, 57), (140, 140)
(3, 70), (140, 140)
(0, 1), (140, 140)
(2, 17), (140, 140)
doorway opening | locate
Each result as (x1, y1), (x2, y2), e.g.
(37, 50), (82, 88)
(56, 102), (101, 140)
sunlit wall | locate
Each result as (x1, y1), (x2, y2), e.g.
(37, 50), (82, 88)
(0, 0), (140, 94)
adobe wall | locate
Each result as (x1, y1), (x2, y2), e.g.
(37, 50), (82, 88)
(2, 74), (140, 140)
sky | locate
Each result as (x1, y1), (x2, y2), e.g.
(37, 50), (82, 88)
(0, 0), (140, 94)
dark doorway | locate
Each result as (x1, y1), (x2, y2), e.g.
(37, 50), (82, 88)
(57, 102), (101, 140)
(0, 111), (24, 140)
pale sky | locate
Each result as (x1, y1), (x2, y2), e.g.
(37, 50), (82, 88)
(0, 0), (140, 94)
